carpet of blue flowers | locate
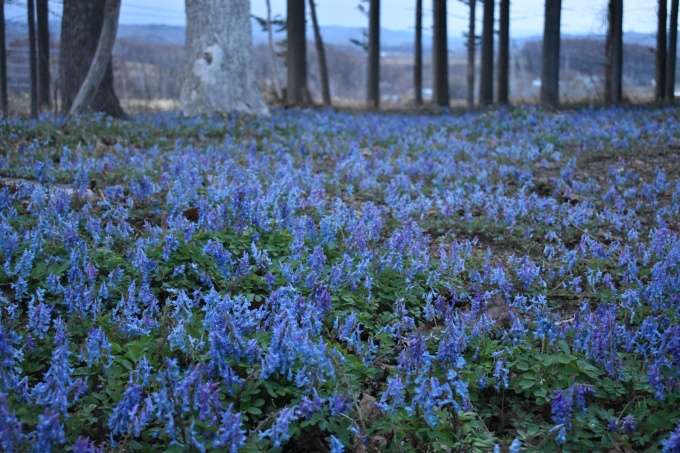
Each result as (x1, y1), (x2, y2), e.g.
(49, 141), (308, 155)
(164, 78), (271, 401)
(1, 106), (680, 452)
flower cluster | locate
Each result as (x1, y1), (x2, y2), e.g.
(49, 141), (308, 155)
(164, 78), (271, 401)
(0, 106), (678, 450)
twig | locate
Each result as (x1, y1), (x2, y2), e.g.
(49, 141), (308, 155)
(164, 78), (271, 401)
(557, 214), (599, 243)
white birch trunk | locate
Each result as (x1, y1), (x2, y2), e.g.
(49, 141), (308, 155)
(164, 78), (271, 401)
(181, 0), (268, 116)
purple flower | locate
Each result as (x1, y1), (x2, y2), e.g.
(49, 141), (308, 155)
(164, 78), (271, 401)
(295, 391), (325, 419)
(196, 382), (220, 423)
(572, 383), (594, 413)
(329, 392), (352, 416)
(551, 389), (573, 429)
(608, 418), (618, 432)
(620, 414), (636, 434)
(72, 436), (104, 453)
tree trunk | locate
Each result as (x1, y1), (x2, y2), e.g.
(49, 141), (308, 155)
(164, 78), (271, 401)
(286, 0), (308, 107)
(367, 0), (380, 108)
(541, 0), (561, 108)
(656, 0), (667, 102)
(309, 0), (331, 106)
(497, 0), (509, 104)
(0, 0), (8, 115)
(28, 0), (38, 118)
(60, 0), (125, 117)
(36, 0), (50, 109)
(265, 0), (282, 101)
(479, 0), (494, 105)
(69, 0), (121, 116)
(467, 0), (476, 111)
(432, 0), (449, 106)
(414, 0), (423, 105)
(605, 0), (623, 105)
(181, 0), (268, 115)
(666, 0), (679, 102)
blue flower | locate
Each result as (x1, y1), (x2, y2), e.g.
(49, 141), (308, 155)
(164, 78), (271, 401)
(214, 404), (245, 452)
(377, 375), (406, 412)
(662, 420), (680, 452)
(329, 435), (344, 453)
(259, 407), (297, 448)
(493, 359), (509, 392)
(0, 392), (22, 452)
(29, 409), (65, 452)
(509, 438), (522, 453)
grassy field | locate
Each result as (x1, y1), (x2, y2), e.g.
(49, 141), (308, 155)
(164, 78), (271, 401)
(0, 106), (679, 452)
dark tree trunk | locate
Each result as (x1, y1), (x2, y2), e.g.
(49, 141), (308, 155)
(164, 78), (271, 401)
(69, 0), (121, 116)
(479, 0), (494, 105)
(28, 0), (38, 118)
(666, 0), (679, 102)
(541, 0), (561, 108)
(656, 0), (667, 102)
(309, 0), (331, 106)
(414, 0), (423, 105)
(60, 0), (124, 117)
(0, 0), (7, 115)
(367, 0), (380, 108)
(286, 0), (308, 107)
(36, 0), (50, 109)
(605, 0), (623, 104)
(497, 0), (509, 104)
(432, 0), (449, 106)
(467, 0), (476, 111)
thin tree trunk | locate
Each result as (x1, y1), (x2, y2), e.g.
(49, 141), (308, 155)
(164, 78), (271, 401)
(309, 0), (331, 106)
(479, 0), (494, 105)
(0, 0), (8, 115)
(432, 0), (449, 106)
(60, 0), (124, 117)
(656, 0), (667, 102)
(265, 0), (282, 101)
(605, 0), (622, 104)
(286, 0), (308, 107)
(541, 0), (561, 108)
(612, 0), (623, 104)
(36, 0), (50, 109)
(28, 0), (38, 118)
(467, 0), (476, 111)
(367, 0), (380, 108)
(497, 0), (509, 104)
(666, 0), (679, 102)
(414, 0), (423, 105)
(69, 0), (121, 116)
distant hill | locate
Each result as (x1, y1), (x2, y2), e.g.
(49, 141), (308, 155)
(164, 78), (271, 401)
(117, 24), (185, 46)
(4, 20), (656, 54)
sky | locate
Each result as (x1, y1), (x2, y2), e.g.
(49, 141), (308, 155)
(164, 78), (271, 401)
(6, 0), (661, 37)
